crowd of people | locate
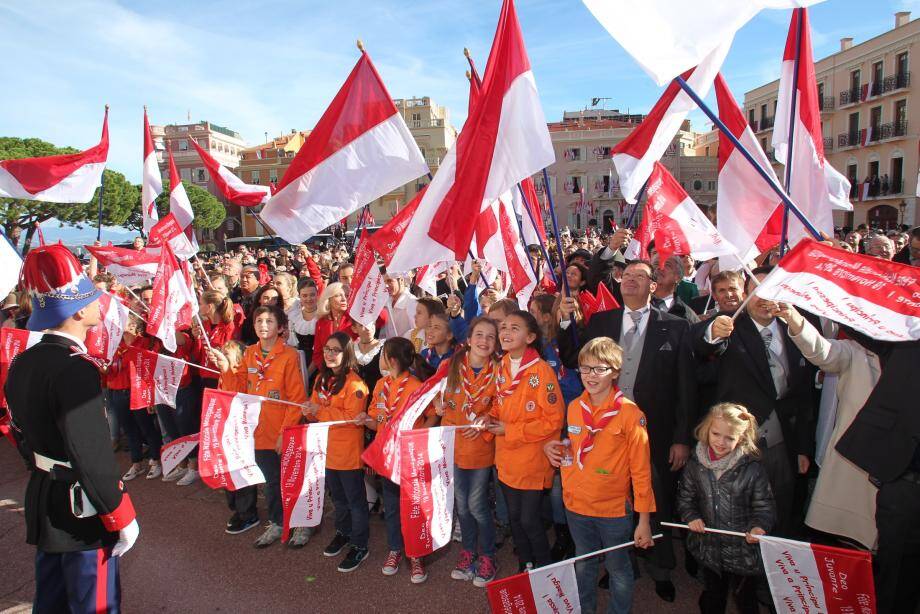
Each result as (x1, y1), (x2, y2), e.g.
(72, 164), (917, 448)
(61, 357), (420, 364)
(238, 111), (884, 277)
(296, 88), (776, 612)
(3, 220), (919, 614)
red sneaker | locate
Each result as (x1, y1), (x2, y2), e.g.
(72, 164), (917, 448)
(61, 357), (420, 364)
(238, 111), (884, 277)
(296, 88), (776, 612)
(409, 557), (428, 584)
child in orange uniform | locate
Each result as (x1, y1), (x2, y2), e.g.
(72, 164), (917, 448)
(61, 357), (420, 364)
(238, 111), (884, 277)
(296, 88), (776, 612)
(485, 310), (564, 570)
(359, 337), (434, 583)
(208, 305), (306, 549)
(304, 331), (371, 572)
(436, 317), (500, 586)
(544, 337), (656, 614)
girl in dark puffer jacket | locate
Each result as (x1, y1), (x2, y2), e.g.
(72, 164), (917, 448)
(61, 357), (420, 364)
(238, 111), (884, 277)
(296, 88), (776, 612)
(677, 403), (775, 614)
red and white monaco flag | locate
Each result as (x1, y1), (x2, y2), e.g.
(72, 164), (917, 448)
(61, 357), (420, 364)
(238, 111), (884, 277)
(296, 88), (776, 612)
(715, 74), (783, 264)
(362, 364), (450, 483)
(610, 42), (730, 204)
(199, 389), (265, 491)
(400, 427), (456, 558)
(0, 107), (108, 203)
(280, 424), (330, 541)
(148, 213), (197, 261)
(85, 244), (160, 286)
(772, 8), (851, 244)
(487, 561), (580, 614)
(415, 261), (451, 298)
(386, 0), (554, 271)
(513, 177), (548, 249)
(167, 151), (199, 256)
(758, 535), (876, 614)
(142, 108), (162, 235)
(148, 243), (196, 352)
(347, 239), (389, 327)
(84, 292), (129, 364)
(126, 347), (185, 410)
(476, 195), (537, 309)
(366, 187), (426, 267)
(260, 51), (427, 243)
(189, 138), (270, 207)
(0, 328), (42, 407)
(755, 239), (920, 342)
(160, 433), (199, 478)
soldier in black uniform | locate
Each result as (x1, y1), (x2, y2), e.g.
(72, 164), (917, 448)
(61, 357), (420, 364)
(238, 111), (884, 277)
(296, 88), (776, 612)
(5, 244), (139, 613)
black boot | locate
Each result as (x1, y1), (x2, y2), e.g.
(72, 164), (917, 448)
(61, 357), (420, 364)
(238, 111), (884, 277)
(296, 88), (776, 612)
(550, 523), (574, 562)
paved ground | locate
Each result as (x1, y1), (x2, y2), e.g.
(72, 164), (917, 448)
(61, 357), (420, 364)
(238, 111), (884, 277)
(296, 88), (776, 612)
(1, 442), (721, 613)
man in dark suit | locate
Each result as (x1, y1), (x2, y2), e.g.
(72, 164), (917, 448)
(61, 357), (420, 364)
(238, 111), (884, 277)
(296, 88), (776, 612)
(651, 255), (701, 324)
(559, 259), (693, 602)
(5, 244), (139, 613)
(693, 266), (817, 535)
(835, 332), (920, 614)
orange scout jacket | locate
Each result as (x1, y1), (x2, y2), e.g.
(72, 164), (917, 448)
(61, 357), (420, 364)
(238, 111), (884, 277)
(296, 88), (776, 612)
(226, 342), (306, 450)
(490, 355), (564, 490)
(440, 356), (499, 470)
(560, 390), (656, 518)
(368, 373), (425, 429)
(310, 371), (369, 471)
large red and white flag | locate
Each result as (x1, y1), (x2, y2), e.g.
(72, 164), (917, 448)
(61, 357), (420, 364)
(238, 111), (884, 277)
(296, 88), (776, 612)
(755, 239), (920, 341)
(167, 151), (199, 256)
(772, 8), (851, 243)
(84, 292), (129, 364)
(148, 213), (197, 261)
(400, 427), (456, 558)
(199, 389), (265, 491)
(148, 243), (196, 352)
(85, 244), (160, 286)
(260, 51), (427, 243)
(758, 535), (876, 614)
(386, 0), (554, 271)
(126, 347), (185, 410)
(477, 195), (537, 308)
(366, 187), (426, 267)
(347, 239), (389, 327)
(189, 139), (270, 207)
(142, 108), (162, 234)
(0, 328), (42, 407)
(362, 364), (450, 483)
(610, 42), (730, 204)
(280, 423), (330, 541)
(486, 561), (580, 614)
(513, 177), (548, 248)
(715, 74), (783, 264)
(582, 0), (822, 87)
(160, 433), (199, 478)
(0, 107), (108, 203)
(638, 162), (736, 264)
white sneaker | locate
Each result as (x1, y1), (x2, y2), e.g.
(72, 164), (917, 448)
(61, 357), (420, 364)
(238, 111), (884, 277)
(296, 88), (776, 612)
(122, 464), (144, 481)
(254, 522), (283, 548)
(176, 469), (199, 486)
(146, 462), (162, 480)
(162, 466), (187, 482)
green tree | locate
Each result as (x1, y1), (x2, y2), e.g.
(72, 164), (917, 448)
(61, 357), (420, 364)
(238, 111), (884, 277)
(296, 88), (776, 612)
(0, 137), (137, 252)
(125, 180), (226, 235)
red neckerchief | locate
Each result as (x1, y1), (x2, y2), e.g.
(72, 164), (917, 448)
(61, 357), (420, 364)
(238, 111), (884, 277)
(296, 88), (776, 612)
(461, 354), (498, 421)
(253, 343), (277, 383)
(316, 373), (336, 405)
(576, 388), (625, 469)
(377, 373), (410, 421)
(496, 347), (541, 406)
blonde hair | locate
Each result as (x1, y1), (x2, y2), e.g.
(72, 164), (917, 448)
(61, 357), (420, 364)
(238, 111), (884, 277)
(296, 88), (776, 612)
(273, 272), (297, 299)
(317, 282), (346, 318)
(695, 403), (760, 457)
(221, 340), (247, 370)
(577, 337), (623, 372)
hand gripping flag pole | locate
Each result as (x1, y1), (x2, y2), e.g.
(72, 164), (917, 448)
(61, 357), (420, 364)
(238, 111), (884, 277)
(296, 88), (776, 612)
(542, 168), (578, 344)
(779, 8), (805, 257)
(674, 76), (822, 241)
(516, 184), (558, 285)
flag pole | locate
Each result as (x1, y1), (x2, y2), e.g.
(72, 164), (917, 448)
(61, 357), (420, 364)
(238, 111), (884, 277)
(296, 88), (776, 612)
(517, 184), (559, 285)
(542, 168), (579, 341)
(96, 105), (109, 243)
(779, 8), (805, 257)
(674, 76), (822, 241)
(624, 179), (650, 228)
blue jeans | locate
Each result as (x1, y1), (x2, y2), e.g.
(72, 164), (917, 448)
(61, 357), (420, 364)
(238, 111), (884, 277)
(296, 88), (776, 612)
(454, 467), (496, 556)
(381, 478), (403, 553)
(566, 509), (635, 614)
(108, 389), (161, 464)
(326, 468), (369, 549)
(155, 405), (181, 443)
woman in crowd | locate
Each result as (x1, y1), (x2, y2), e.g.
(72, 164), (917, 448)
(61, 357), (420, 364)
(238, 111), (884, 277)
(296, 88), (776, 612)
(312, 282), (354, 370)
(420, 311), (456, 371)
(288, 278), (319, 357)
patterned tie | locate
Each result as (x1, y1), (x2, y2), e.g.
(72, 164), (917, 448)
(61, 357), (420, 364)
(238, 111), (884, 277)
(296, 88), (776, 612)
(760, 328), (787, 399)
(622, 310), (643, 352)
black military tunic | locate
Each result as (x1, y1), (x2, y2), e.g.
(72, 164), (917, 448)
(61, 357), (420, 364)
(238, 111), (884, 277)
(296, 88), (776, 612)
(5, 333), (131, 552)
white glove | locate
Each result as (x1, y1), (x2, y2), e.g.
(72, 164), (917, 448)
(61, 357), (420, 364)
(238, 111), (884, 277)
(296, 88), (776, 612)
(111, 519), (140, 557)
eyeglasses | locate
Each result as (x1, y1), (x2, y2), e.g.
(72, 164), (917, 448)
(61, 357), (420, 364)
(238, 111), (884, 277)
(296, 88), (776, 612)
(323, 347), (344, 355)
(577, 365), (615, 375)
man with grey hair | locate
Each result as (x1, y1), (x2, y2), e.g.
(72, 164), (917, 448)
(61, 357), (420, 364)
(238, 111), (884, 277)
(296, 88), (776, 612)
(651, 255), (700, 323)
(866, 234), (894, 260)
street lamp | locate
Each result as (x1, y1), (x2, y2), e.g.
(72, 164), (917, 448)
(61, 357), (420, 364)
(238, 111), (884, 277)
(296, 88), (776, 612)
(899, 200), (907, 227)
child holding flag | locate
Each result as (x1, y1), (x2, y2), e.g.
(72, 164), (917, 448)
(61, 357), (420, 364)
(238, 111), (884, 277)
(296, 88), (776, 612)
(485, 310), (564, 571)
(303, 331), (371, 570)
(436, 317), (501, 587)
(676, 403), (775, 614)
(208, 305), (306, 549)
(544, 337), (655, 614)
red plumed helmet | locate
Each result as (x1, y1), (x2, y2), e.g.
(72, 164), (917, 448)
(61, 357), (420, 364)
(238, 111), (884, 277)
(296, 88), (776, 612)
(20, 243), (84, 293)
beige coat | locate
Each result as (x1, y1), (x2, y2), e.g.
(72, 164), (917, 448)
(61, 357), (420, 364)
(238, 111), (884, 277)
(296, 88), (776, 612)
(789, 319), (880, 549)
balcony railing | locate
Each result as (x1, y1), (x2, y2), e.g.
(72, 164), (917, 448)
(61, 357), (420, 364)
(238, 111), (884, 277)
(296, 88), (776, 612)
(849, 179), (904, 199)
(839, 73), (911, 106)
(883, 72), (911, 92)
(838, 131), (860, 148)
(879, 120), (909, 139)
(839, 87), (861, 106)
(823, 136), (833, 151)
(818, 96), (835, 111)
(758, 116), (775, 131)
